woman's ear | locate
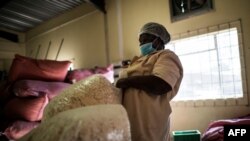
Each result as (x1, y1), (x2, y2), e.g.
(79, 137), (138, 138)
(153, 38), (164, 50)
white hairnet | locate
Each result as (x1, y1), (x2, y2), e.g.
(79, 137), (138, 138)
(139, 22), (170, 44)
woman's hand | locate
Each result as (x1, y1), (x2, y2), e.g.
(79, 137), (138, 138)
(115, 78), (128, 89)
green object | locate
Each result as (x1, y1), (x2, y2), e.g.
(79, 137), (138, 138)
(173, 130), (201, 141)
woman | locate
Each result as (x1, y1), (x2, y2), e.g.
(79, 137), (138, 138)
(116, 22), (183, 141)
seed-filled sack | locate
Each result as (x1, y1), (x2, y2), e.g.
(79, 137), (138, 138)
(18, 105), (131, 141)
(43, 74), (121, 120)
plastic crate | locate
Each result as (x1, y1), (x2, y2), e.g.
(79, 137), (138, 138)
(173, 130), (201, 141)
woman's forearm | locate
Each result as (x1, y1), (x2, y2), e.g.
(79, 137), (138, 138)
(116, 75), (171, 95)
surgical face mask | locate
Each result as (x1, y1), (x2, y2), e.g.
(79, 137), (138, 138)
(140, 42), (156, 56)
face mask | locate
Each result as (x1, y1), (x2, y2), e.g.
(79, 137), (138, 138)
(140, 42), (156, 56)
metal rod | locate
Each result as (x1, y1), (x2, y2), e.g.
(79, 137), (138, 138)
(35, 44), (41, 59)
(45, 41), (51, 59)
(29, 49), (33, 57)
(104, 13), (110, 65)
(55, 38), (64, 60)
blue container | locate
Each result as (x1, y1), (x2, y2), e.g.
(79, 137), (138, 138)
(173, 130), (201, 141)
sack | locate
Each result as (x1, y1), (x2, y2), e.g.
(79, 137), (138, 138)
(43, 74), (121, 121)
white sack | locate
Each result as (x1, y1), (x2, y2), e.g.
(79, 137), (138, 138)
(18, 104), (131, 141)
(43, 74), (121, 121)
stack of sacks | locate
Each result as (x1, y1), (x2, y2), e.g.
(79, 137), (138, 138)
(43, 74), (121, 121)
(0, 54), (71, 140)
(19, 105), (131, 141)
(0, 54), (119, 140)
(19, 75), (130, 141)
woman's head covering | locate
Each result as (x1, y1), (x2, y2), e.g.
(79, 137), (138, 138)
(139, 22), (170, 44)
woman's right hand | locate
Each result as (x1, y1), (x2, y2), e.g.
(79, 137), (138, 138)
(115, 78), (128, 89)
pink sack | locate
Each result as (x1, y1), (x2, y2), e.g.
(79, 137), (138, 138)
(66, 68), (94, 83)
(4, 95), (49, 122)
(13, 80), (71, 100)
(4, 120), (40, 140)
(8, 54), (71, 82)
(94, 64), (114, 83)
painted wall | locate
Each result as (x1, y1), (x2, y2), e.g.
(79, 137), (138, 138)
(0, 29), (25, 71)
(25, 3), (108, 69)
(106, 0), (250, 134)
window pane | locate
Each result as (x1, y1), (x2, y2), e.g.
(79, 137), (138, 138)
(170, 35), (215, 55)
(217, 31), (231, 48)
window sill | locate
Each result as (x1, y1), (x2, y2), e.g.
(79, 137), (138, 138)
(170, 97), (249, 107)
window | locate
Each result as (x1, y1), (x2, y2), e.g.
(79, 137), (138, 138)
(169, 0), (213, 22)
(166, 20), (248, 105)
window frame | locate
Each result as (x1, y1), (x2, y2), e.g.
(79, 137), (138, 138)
(167, 19), (248, 107)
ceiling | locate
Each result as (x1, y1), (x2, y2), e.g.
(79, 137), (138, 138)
(0, 0), (105, 42)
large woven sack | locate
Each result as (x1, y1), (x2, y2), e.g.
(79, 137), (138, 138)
(18, 105), (131, 141)
(43, 74), (121, 121)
